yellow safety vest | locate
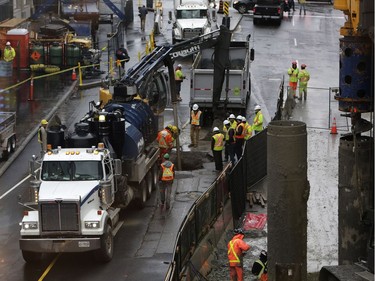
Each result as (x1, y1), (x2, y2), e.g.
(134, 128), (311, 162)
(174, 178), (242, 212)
(213, 133), (224, 151)
(4, 47), (16, 62)
(161, 163), (174, 181)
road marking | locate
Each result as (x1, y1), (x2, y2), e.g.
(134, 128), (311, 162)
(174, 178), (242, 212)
(0, 174), (31, 200)
(38, 253), (61, 281)
(294, 38), (297, 46)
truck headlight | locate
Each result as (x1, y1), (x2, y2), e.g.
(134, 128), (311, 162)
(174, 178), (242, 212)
(85, 221), (101, 229)
(22, 222), (38, 230)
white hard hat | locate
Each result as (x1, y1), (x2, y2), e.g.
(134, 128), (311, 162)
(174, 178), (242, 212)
(236, 115), (242, 120)
(213, 127), (220, 132)
(192, 104), (199, 110)
(229, 114), (235, 119)
(177, 64), (182, 68)
(6, 41), (11, 46)
(223, 120), (230, 125)
(242, 116), (246, 122)
(254, 105), (261, 111)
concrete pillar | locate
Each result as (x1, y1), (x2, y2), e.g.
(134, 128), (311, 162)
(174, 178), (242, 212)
(267, 120), (309, 281)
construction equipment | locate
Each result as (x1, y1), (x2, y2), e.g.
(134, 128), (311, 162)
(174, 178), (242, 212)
(319, 0), (374, 280)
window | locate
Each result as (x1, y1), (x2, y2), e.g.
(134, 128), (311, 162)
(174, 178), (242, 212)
(42, 161), (103, 181)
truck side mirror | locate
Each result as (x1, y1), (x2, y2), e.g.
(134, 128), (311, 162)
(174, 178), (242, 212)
(250, 48), (255, 61)
(29, 155), (38, 179)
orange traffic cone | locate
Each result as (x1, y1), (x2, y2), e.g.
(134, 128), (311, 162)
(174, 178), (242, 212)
(330, 117), (338, 134)
(71, 68), (77, 81)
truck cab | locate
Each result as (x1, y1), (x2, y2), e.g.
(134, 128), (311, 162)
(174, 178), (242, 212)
(169, 1), (218, 44)
(20, 145), (122, 263)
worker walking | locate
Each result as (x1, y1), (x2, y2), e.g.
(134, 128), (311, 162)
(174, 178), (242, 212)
(159, 153), (175, 210)
(211, 127), (224, 171)
(157, 125), (174, 159)
(139, 5), (148, 31)
(287, 61), (299, 98)
(223, 120), (236, 163)
(38, 119), (48, 156)
(175, 64), (185, 101)
(298, 63), (310, 100)
(115, 44), (130, 69)
(3, 42), (16, 62)
(234, 115), (245, 160)
(189, 104), (203, 148)
(252, 105), (264, 134)
(298, 0), (307, 15)
(227, 228), (250, 281)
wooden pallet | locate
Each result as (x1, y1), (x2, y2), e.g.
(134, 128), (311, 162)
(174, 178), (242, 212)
(247, 191), (267, 208)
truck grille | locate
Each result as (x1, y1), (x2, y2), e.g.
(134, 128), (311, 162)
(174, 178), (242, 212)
(183, 28), (202, 39)
(40, 201), (80, 232)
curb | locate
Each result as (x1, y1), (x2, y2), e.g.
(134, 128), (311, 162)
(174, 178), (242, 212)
(0, 80), (78, 178)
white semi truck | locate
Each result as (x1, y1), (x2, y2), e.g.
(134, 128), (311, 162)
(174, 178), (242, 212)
(19, 100), (160, 263)
(169, 0), (218, 44)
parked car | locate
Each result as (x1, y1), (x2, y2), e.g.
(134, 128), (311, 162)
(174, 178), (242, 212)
(233, 0), (257, 14)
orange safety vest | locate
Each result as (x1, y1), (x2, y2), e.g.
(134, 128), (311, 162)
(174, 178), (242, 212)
(212, 133), (224, 151)
(157, 129), (173, 148)
(227, 234), (250, 267)
(235, 123), (245, 139)
(191, 110), (202, 126)
(161, 162), (174, 181)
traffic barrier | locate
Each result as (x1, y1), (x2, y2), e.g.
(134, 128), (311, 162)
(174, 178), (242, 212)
(330, 117), (338, 134)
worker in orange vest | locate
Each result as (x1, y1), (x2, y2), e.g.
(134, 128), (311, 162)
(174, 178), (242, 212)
(234, 115), (245, 160)
(227, 228), (250, 281)
(159, 153), (175, 210)
(157, 125), (174, 159)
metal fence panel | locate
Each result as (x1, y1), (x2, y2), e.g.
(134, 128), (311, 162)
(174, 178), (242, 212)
(244, 129), (267, 187)
(229, 158), (246, 224)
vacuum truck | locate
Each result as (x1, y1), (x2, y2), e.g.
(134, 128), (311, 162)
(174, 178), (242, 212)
(19, 98), (160, 263)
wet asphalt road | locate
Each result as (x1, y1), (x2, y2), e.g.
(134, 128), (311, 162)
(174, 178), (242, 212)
(0, 2), (347, 280)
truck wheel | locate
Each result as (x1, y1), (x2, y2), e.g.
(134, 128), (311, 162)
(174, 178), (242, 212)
(136, 179), (148, 209)
(94, 224), (113, 263)
(152, 164), (159, 191)
(145, 171), (153, 198)
(10, 136), (16, 152)
(22, 250), (43, 263)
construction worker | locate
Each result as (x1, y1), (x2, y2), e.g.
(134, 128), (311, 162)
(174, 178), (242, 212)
(227, 228), (250, 281)
(287, 61), (299, 98)
(252, 105), (264, 135)
(298, 63), (310, 100)
(211, 127), (224, 171)
(252, 250), (268, 281)
(159, 153), (175, 210)
(234, 115), (245, 160)
(175, 64), (185, 101)
(224, 120), (236, 163)
(115, 44), (130, 69)
(3, 42), (16, 62)
(189, 104), (203, 148)
(138, 5), (148, 31)
(157, 125), (174, 159)
(242, 116), (252, 140)
(38, 119), (48, 155)
(228, 113), (237, 129)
